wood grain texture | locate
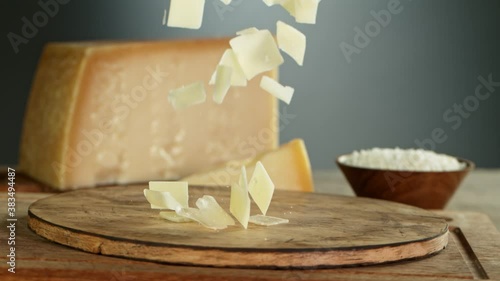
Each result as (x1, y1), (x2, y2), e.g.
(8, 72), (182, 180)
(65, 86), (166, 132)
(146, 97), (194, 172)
(27, 185), (448, 268)
(2, 193), (500, 281)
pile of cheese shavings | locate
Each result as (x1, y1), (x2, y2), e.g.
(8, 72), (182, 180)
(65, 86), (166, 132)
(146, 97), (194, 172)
(164, 0), (321, 109)
(144, 161), (288, 230)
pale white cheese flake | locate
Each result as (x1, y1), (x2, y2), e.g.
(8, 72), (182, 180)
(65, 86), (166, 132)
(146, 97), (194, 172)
(159, 211), (193, 222)
(209, 49), (248, 87)
(196, 195), (235, 226)
(229, 30), (284, 80)
(143, 189), (184, 211)
(294, 0), (321, 24)
(260, 76), (294, 104)
(167, 0), (206, 30)
(148, 181), (189, 208)
(249, 214), (289, 226)
(277, 21), (306, 66)
(176, 207), (229, 230)
(213, 65), (232, 104)
(230, 167), (251, 229)
(248, 161), (275, 215)
(168, 81), (207, 110)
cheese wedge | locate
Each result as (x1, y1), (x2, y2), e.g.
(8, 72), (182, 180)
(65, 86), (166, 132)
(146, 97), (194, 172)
(19, 39), (278, 190)
(182, 139), (314, 192)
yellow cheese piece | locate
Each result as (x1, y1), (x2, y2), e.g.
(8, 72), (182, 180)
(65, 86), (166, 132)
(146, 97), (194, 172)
(182, 139), (314, 192)
(19, 39), (278, 190)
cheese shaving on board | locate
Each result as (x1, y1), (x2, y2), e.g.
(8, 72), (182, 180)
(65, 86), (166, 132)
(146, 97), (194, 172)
(249, 214), (289, 226)
(277, 21), (307, 66)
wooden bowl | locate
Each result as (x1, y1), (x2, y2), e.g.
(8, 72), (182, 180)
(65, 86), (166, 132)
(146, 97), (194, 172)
(336, 155), (474, 209)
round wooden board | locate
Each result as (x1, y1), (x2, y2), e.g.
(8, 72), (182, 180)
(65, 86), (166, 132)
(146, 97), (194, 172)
(28, 185), (449, 269)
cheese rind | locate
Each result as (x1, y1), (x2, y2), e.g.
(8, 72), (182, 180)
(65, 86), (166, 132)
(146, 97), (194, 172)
(182, 139), (314, 192)
(19, 39), (278, 190)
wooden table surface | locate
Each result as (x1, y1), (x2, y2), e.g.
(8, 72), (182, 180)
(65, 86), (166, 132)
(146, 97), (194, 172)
(1, 169), (499, 280)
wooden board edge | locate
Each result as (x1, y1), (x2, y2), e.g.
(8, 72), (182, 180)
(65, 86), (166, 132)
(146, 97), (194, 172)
(27, 213), (448, 269)
(435, 211), (500, 280)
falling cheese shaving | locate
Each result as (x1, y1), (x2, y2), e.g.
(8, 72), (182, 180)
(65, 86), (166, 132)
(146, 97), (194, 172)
(260, 76), (295, 104)
(168, 81), (207, 110)
(167, 0), (206, 29)
(229, 30), (284, 80)
(213, 65), (233, 104)
(209, 49), (248, 87)
(277, 21), (307, 66)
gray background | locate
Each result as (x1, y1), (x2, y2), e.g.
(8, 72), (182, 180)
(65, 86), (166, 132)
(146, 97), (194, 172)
(1, 0), (499, 169)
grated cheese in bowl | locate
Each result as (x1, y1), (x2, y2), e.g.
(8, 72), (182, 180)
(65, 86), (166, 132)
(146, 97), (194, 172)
(338, 148), (467, 172)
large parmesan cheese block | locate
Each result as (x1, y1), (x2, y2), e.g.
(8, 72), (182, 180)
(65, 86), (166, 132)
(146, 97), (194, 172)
(19, 39), (278, 190)
(182, 139), (314, 192)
